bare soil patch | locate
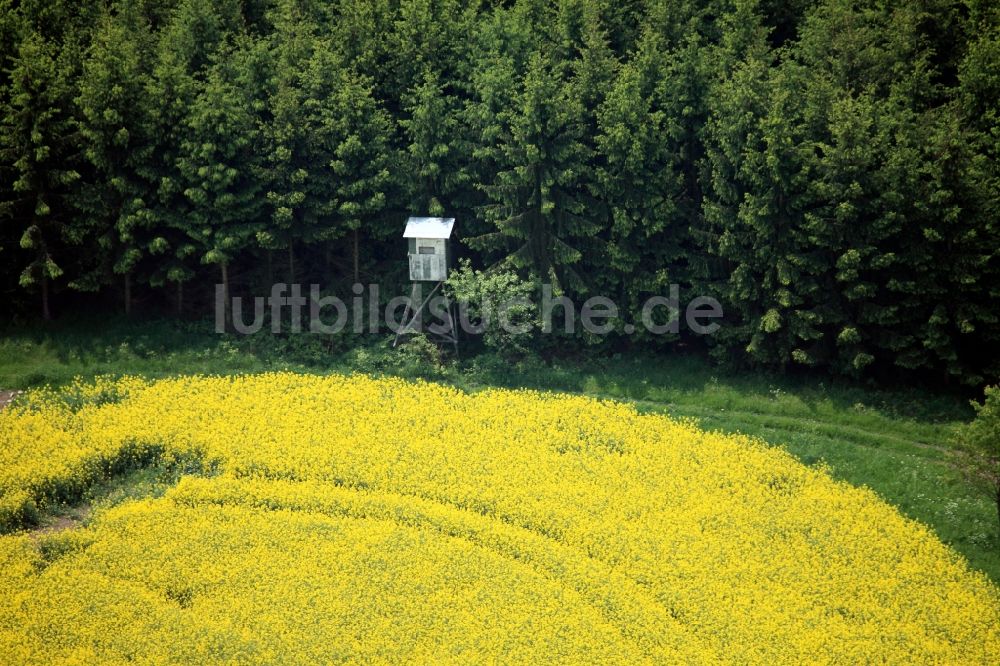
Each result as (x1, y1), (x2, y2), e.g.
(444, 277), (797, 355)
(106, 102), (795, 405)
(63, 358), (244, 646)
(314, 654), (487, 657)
(0, 390), (19, 410)
(28, 505), (92, 539)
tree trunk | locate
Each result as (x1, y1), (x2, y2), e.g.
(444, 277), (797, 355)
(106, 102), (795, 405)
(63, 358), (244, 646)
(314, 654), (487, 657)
(41, 271), (51, 321)
(176, 281), (184, 316)
(353, 228), (360, 284)
(288, 243), (295, 284)
(124, 273), (132, 316)
(266, 250), (273, 288)
(221, 261), (231, 330)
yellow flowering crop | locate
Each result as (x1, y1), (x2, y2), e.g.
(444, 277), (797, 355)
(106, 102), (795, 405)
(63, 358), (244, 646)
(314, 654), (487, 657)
(0, 373), (998, 663)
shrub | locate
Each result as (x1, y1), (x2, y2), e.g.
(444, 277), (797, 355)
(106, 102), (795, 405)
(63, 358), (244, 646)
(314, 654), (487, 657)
(392, 332), (446, 377)
(951, 386), (1000, 540)
(445, 259), (538, 358)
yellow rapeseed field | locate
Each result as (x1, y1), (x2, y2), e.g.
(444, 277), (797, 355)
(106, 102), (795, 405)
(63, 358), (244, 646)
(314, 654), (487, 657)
(1, 373), (998, 663)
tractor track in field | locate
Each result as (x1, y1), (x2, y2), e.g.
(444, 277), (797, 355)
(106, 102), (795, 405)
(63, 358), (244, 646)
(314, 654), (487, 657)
(550, 388), (949, 457)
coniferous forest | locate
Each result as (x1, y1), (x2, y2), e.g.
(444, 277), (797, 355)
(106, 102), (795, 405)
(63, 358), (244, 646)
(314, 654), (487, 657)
(1, 0), (999, 385)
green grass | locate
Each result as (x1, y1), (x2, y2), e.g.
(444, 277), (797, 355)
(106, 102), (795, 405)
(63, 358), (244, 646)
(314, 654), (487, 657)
(2, 315), (997, 583)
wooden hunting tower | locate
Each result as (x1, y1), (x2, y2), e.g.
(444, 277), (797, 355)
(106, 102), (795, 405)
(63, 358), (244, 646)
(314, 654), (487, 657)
(404, 216), (454, 282)
(394, 216), (459, 352)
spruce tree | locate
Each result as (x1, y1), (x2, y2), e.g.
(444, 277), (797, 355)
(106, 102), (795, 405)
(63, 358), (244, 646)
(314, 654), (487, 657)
(0, 31), (83, 319)
(76, 12), (157, 312)
(400, 68), (472, 217)
(595, 33), (685, 334)
(178, 47), (263, 326)
(470, 50), (598, 293)
(258, 0), (317, 282)
(302, 41), (393, 283)
(702, 0), (793, 366)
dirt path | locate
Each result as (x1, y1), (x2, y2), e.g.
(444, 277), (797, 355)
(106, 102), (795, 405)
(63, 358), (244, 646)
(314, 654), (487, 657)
(28, 508), (91, 539)
(0, 390), (19, 410)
